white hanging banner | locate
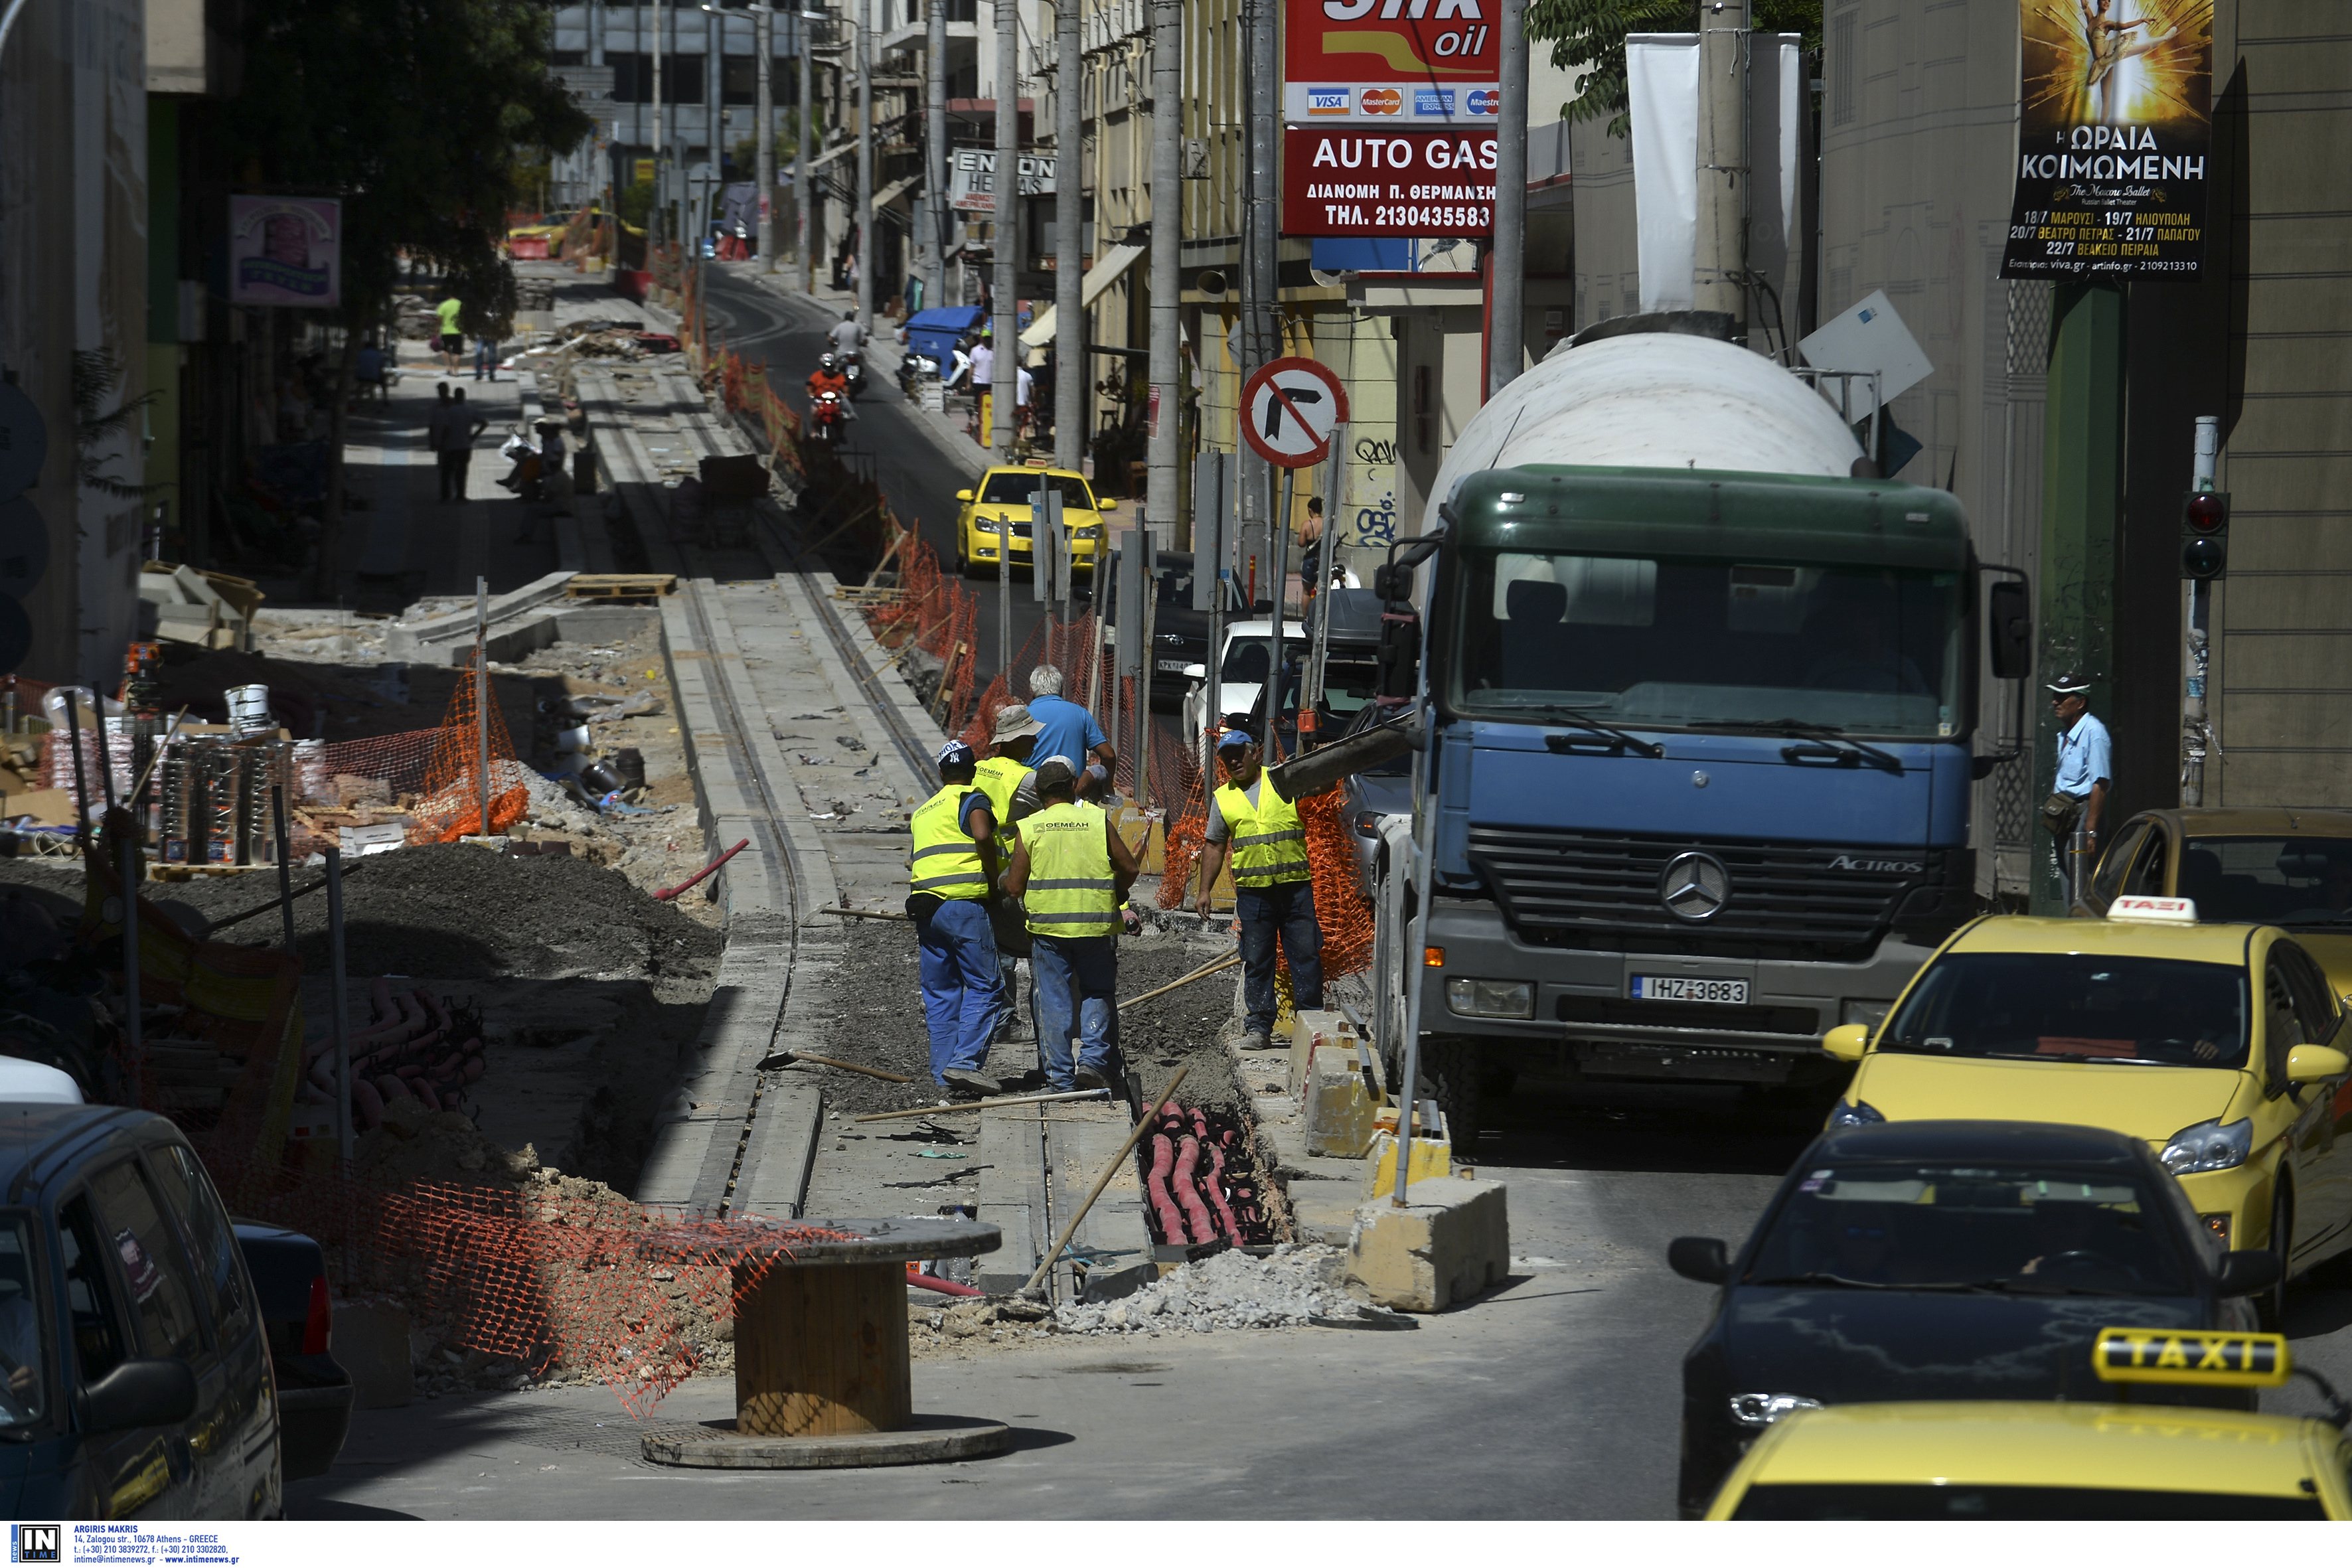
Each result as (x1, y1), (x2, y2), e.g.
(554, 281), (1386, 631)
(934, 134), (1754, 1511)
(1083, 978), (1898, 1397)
(1625, 35), (1698, 315)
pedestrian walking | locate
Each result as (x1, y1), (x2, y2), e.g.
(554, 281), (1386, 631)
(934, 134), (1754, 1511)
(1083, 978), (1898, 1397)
(438, 386), (487, 505)
(1025, 665), (1117, 797)
(969, 333), (994, 443)
(1003, 755), (1140, 1091)
(435, 292), (465, 375)
(474, 334), (501, 382)
(2042, 671), (2112, 898)
(1014, 360), (1035, 441)
(1194, 728), (1321, 1052)
(909, 740), (1010, 1094)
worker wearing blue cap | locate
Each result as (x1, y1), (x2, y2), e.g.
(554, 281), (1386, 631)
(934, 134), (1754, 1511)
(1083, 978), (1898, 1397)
(907, 738), (1009, 1093)
(1194, 728), (1321, 1052)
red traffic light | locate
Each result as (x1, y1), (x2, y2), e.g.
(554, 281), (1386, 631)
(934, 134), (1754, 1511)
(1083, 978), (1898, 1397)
(2185, 491), (2229, 533)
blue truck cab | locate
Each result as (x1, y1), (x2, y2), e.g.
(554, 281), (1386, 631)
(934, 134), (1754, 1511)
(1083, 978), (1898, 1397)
(1398, 463), (2027, 1136)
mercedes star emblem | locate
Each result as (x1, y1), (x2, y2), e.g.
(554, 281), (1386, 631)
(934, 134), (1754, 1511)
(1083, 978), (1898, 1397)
(1660, 851), (1731, 921)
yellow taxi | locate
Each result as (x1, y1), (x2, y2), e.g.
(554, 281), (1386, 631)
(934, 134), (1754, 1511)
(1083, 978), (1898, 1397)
(1821, 899), (2352, 1326)
(953, 466), (1115, 578)
(1705, 1327), (2350, 1518)
(2085, 807), (2352, 998)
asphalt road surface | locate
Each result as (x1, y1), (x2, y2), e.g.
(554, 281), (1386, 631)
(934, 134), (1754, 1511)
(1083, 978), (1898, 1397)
(287, 1073), (2352, 1520)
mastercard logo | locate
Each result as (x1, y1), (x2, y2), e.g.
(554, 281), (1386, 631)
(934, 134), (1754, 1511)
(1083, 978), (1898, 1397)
(1361, 88), (1403, 116)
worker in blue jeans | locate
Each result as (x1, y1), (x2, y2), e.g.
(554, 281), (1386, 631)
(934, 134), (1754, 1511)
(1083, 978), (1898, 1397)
(1003, 755), (1141, 1091)
(907, 740), (1008, 1094)
(1194, 729), (1321, 1052)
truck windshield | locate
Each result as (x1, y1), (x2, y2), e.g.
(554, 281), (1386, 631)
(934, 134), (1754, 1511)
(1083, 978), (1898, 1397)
(1448, 550), (1964, 738)
(1877, 953), (2249, 1069)
(0, 1213), (48, 1428)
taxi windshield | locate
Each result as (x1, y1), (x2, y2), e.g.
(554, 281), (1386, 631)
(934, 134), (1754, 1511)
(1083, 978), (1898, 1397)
(1878, 952), (2249, 1069)
(978, 472), (1095, 509)
(2180, 834), (2352, 929)
(1744, 1163), (2191, 1296)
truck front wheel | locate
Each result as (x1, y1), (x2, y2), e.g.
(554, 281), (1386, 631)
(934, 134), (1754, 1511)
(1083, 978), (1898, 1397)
(1424, 1036), (1484, 1148)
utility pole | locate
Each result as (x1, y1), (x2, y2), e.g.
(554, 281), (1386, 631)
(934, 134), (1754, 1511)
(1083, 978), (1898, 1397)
(653, 0), (666, 240)
(1238, 0), (1278, 564)
(2183, 413), (2219, 806)
(856, 0), (874, 329)
(1145, 0), (1180, 544)
(992, 0), (1019, 459)
(1486, 0), (1526, 399)
(799, 4), (816, 292)
(756, 1), (777, 272)
(1693, 0), (1749, 339)
(925, 0), (947, 308)
(1052, 0), (1083, 471)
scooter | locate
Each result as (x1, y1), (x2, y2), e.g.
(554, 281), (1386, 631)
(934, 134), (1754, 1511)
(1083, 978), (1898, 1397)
(897, 351), (939, 399)
(840, 350), (864, 400)
(809, 389), (846, 445)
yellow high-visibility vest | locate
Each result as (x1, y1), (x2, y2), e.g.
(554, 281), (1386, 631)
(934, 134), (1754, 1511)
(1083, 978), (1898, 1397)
(1020, 800), (1119, 937)
(972, 753), (1024, 854)
(1214, 776), (1309, 887)
(909, 784), (989, 900)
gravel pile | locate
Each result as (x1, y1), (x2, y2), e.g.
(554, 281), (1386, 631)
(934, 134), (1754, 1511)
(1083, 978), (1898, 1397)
(1052, 1243), (1369, 1334)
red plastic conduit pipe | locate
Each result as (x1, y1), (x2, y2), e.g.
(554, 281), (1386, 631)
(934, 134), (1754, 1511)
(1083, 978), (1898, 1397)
(907, 1272), (984, 1298)
(657, 838), (751, 901)
(1174, 1135), (1217, 1243)
(1146, 1133), (1188, 1243)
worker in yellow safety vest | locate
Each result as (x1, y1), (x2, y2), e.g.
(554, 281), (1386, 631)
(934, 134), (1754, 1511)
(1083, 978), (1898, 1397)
(1002, 754), (1140, 1091)
(1194, 728), (1321, 1053)
(907, 739), (1010, 1095)
(975, 702), (1044, 1042)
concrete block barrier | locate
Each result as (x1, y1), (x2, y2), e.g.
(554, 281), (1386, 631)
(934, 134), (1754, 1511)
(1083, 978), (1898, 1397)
(1344, 1177), (1510, 1312)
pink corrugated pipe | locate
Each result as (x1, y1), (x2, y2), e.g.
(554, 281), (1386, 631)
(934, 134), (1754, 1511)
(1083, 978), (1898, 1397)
(1204, 1142), (1243, 1239)
(1146, 1133), (1188, 1243)
(1174, 1135), (1217, 1243)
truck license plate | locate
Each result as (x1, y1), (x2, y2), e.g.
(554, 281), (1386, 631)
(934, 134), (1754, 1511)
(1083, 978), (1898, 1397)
(1628, 976), (1749, 1005)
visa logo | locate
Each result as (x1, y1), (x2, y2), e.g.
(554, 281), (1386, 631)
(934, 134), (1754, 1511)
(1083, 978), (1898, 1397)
(1466, 88), (1499, 115)
(1413, 89), (1456, 116)
(1306, 87), (1349, 114)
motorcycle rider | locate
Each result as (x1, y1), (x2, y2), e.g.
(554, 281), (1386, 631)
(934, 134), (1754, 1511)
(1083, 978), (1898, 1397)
(830, 309), (867, 397)
(808, 352), (854, 425)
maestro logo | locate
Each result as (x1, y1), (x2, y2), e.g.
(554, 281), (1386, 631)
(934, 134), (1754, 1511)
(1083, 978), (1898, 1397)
(1413, 88), (1455, 116)
(1360, 87), (1403, 116)
(1306, 86), (1350, 115)
(1466, 88), (1499, 115)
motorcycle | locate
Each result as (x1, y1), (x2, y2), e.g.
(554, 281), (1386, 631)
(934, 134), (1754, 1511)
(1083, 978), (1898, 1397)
(897, 352), (940, 399)
(839, 350), (864, 400)
(809, 389), (846, 445)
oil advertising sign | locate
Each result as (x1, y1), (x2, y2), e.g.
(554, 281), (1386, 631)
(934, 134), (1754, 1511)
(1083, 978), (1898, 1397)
(1283, 0), (1500, 127)
(1999, 0), (2214, 279)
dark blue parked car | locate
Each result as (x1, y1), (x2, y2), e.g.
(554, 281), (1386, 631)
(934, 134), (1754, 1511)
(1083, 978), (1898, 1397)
(0, 1104), (292, 1517)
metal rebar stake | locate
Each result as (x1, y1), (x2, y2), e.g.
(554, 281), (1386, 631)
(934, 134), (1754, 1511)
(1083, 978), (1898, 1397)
(326, 846), (354, 1162)
(475, 576), (491, 836)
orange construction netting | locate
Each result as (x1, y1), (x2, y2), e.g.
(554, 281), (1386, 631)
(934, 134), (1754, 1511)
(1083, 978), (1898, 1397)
(412, 650), (531, 840)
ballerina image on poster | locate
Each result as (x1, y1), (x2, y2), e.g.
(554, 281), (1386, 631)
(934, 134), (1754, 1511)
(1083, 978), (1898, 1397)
(2076, 0), (2177, 123)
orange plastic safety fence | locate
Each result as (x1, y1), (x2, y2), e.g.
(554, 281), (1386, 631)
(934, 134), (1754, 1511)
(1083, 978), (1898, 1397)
(414, 652), (531, 841)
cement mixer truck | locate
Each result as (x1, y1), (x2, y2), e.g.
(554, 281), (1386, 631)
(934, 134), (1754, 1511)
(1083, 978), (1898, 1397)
(1362, 320), (2033, 1140)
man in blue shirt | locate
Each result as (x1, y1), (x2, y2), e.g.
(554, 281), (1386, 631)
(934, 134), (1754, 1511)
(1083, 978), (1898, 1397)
(1026, 665), (1116, 797)
(2046, 670), (2111, 874)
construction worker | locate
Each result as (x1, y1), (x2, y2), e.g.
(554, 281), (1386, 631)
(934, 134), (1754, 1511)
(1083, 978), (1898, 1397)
(1003, 755), (1140, 1091)
(907, 740), (1008, 1095)
(1194, 728), (1321, 1052)
(976, 702), (1044, 1042)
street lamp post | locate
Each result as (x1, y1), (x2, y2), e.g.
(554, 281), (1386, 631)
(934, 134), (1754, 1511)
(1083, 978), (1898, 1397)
(757, 4), (777, 270)
(800, 7), (820, 291)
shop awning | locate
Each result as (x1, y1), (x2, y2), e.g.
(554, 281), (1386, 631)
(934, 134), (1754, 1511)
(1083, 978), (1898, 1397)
(1018, 242), (1147, 348)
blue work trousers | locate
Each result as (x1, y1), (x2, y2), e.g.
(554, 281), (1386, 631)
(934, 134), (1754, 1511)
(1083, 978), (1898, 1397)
(1032, 932), (1118, 1091)
(917, 897), (1006, 1081)
(1237, 878), (1322, 1036)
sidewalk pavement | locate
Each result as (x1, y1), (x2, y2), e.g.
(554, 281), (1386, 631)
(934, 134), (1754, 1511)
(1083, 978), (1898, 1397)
(337, 337), (558, 603)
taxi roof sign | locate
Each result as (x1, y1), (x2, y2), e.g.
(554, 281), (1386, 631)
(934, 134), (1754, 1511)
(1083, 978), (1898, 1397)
(2092, 1328), (2290, 1389)
(2108, 895), (2199, 924)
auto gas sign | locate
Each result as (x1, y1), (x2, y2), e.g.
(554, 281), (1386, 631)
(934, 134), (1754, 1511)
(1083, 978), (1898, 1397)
(1281, 127), (1497, 236)
(1283, 0), (1500, 126)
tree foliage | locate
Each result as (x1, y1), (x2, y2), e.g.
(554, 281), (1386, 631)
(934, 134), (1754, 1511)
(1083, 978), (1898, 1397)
(224, 0), (593, 334)
(1526, 0), (1823, 138)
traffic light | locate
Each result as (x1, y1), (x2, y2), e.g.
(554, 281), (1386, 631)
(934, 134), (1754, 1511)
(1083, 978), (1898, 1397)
(2181, 489), (2230, 581)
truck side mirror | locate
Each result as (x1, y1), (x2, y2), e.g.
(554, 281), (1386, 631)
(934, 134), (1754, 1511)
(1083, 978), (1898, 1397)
(1372, 564), (1403, 602)
(1988, 580), (2031, 681)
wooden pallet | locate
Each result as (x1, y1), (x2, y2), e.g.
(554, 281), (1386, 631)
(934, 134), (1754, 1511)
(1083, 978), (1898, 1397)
(564, 574), (678, 601)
